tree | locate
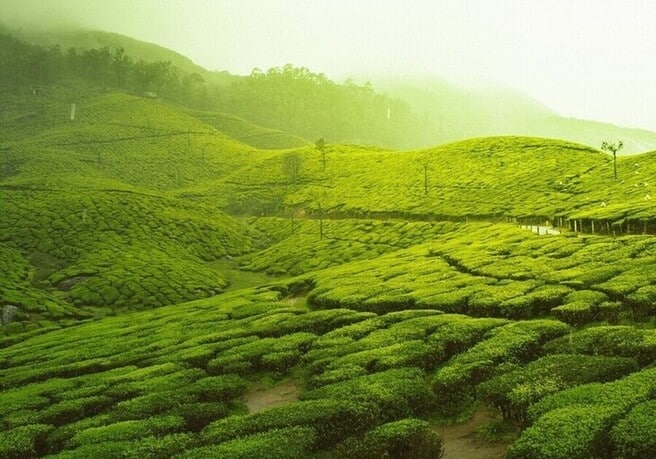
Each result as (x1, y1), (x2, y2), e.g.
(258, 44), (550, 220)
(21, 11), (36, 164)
(282, 152), (303, 185)
(601, 140), (623, 180)
(315, 137), (327, 171)
(420, 159), (432, 195)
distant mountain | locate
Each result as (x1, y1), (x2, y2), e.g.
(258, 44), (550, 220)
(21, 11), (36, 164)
(376, 78), (656, 155)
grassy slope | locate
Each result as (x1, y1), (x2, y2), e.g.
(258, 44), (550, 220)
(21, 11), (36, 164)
(3, 89), (656, 457)
(183, 109), (310, 150)
(0, 283), (653, 457)
(192, 136), (656, 222)
(1, 90), (278, 330)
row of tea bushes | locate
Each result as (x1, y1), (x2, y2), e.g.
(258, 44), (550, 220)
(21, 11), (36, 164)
(508, 367), (656, 458)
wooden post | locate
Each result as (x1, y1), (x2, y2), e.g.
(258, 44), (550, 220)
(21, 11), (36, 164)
(591, 220), (595, 234)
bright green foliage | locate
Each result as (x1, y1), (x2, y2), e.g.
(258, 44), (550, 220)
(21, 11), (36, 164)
(177, 426), (315, 459)
(288, 222), (656, 324)
(545, 326), (656, 366)
(333, 418), (444, 459)
(432, 320), (569, 412)
(242, 218), (460, 276)
(478, 354), (638, 424)
(184, 109), (311, 149)
(207, 332), (316, 374)
(201, 399), (378, 449)
(3, 80), (656, 458)
(68, 415), (185, 447)
(611, 400), (656, 459)
(528, 367), (656, 422)
(0, 424), (53, 458)
(507, 405), (618, 459)
(551, 290), (608, 325)
(302, 368), (435, 418)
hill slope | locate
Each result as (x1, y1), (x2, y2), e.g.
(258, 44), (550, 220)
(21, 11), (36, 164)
(197, 136), (656, 225)
(1, 90), (273, 330)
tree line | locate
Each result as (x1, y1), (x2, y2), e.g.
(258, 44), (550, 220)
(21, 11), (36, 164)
(0, 33), (209, 107)
(1, 33), (423, 147)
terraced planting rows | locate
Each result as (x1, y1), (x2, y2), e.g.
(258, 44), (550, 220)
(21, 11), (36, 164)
(260, 222), (656, 325)
(1, 285), (654, 458)
(199, 137), (656, 230)
(3, 93), (274, 192)
(0, 188), (255, 331)
(183, 109), (310, 150)
(240, 217), (461, 275)
(3, 86), (656, 458)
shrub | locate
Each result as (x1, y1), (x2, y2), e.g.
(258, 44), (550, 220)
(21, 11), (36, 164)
(38, 395), (113, 426)
(333, 418), (444, 459)
(202, 399), (379, 448)
(478, 354), (638, 424)
(172, 402), (229, 432)
(611, 400), (656, 459)
(309, 365), (368, 388)
(432, 320), (569, 413)
(121, 433), (198, 458)
(69, 415), (185, 447)
(507, 405), (618, 459)
(177, 426), (315, 459)
(0, 424), (53, 458)
(48, 441), (128, 458)
(206, 332), (315, 374)
(626, 285), (656, 319)
(190, 375), (249, 402)
(528, 367), (656, 422)
(111, 391), (194, 420)
(303, 367), (435, 418)
(551, 302), (596, 325)
(544, 326), (656, 366)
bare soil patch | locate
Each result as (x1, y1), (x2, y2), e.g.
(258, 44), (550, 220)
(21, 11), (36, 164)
(243, 379), (302, 414)
(435, 405), (510, 459)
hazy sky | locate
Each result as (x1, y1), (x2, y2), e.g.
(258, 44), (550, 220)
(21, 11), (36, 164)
(3, 0), (656, 131)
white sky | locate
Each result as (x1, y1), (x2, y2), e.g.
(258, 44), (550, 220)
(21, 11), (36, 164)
(3, 0), (656, 131)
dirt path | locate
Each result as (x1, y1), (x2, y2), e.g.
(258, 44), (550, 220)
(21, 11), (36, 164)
(243, 379), (302, 414)
(435, 406), (509, 459)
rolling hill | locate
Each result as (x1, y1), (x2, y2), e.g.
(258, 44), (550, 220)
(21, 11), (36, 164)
(2, 40), (656, 459)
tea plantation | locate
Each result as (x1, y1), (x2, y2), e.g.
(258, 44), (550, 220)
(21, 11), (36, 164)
(2, 88), (656, 458)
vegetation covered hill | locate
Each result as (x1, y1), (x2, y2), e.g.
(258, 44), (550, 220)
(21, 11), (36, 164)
(2, 37), (656, 458)
(2, 25), (237, 87)
(201, 136), (656, 227)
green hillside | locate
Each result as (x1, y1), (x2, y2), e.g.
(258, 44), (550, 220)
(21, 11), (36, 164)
(0, 90), (274, 332)
(2, 63), (656, 458)
(183, 109), (310, 150)
(198, 136), (656, 226)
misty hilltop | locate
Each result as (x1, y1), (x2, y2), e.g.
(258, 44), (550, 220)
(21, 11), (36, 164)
(2, 24), (656, 154)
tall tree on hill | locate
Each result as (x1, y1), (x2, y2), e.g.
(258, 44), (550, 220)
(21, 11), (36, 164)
(315, 137), (327, 171)
(601, 140), (623, 180)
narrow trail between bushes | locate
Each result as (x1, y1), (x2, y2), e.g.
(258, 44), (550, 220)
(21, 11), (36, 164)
(435, 405), (509, 459)
(243, 379), (302, 414)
